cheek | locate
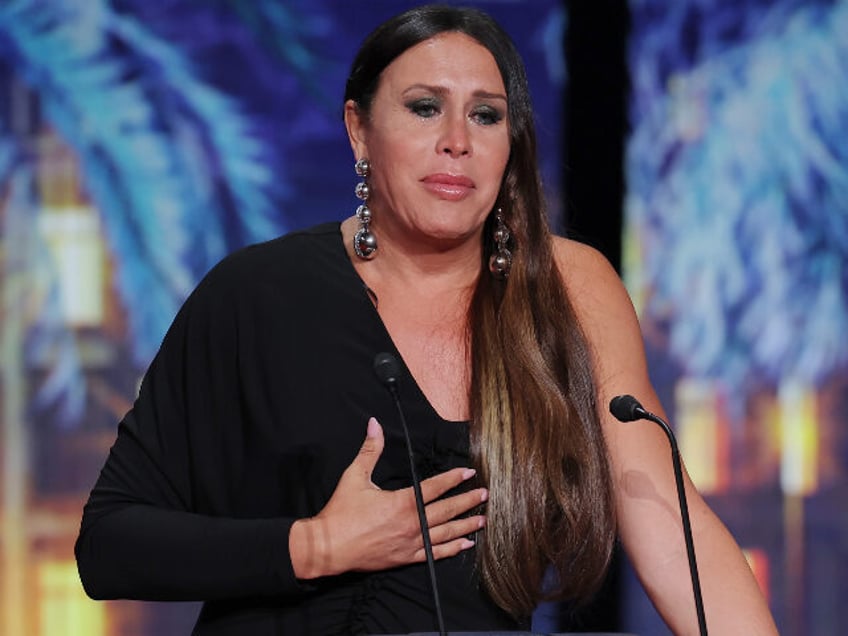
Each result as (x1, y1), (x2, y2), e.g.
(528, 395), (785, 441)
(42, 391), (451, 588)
(367, 139), (425, 196)
(367, 118), (427, 162)
(485, 143), (511, 192)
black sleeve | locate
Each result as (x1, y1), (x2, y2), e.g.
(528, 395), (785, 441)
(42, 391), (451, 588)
(74, 257), (305, 602)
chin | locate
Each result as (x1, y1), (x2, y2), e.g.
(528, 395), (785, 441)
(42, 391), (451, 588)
(420, 225), (480, 248)
(420, 213), (487, 239)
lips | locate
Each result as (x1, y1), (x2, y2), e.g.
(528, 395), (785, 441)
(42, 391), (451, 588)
(421, 173), (475, 201)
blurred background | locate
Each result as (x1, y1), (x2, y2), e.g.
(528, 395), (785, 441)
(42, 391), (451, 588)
(0, 0), (845, 634)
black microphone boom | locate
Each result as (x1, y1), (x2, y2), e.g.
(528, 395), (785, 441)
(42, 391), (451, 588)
(373, 352), (447, 636)
(609, 394), (708, 636)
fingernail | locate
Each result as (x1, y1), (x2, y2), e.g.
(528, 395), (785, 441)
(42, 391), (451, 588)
(479, 516), (486, 528)
(480, 488), (488, 502)
(461, 468), (476, 480)
(367, 417), (380, 438)
(461, 539), (475, 550)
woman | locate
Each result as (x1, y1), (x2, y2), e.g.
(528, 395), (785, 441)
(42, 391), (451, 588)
(76, 5), (778, 634)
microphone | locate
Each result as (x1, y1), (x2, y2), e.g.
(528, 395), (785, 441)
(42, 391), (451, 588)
(609, 394), (649, 422)
(373, 352), (447, 636)
(609, 394), (708, 636)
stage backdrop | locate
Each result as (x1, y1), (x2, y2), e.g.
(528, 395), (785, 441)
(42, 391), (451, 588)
(623, 0), (848, 634)
(0, 1), (566, 634)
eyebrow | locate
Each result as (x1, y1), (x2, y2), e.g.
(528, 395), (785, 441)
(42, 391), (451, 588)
(401, 83), (507, 102)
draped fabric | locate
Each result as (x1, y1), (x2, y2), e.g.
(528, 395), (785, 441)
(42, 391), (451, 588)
(76, 223), (527, 635)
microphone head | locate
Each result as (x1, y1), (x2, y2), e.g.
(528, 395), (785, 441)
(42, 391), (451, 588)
(609, 394), (645, 422)
(373, 352), (402, 387)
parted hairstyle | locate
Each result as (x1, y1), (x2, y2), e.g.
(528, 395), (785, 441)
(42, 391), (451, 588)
(344, 4), (616, 617)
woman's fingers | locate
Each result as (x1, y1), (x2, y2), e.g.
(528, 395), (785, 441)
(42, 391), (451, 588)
(423, 485), (488, 527)
(414, 536), (478, 562)
(409, 514), (486, 562)
(419, 466), (478, 502)
(428, 514), (486, 546)
(399, 485), (487, 564)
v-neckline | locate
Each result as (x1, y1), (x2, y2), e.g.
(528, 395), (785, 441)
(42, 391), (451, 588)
(331, 222), (469, 427)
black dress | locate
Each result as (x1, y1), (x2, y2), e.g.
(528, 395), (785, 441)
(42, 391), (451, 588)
(75, 223), (529, 634)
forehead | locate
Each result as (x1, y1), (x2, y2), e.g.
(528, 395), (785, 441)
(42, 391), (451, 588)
(379, 31), (506, 92)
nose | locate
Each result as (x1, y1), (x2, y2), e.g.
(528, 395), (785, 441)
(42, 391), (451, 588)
(438, 115), (472, 157)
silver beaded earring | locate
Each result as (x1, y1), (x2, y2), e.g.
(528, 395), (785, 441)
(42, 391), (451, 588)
(353, 158), (377, 259)
(488, 208), (512, 279)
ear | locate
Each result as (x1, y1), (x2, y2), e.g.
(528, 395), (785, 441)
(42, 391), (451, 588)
(344, 99), (369, 160)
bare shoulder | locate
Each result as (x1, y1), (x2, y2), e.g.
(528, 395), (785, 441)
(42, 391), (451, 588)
(550, 235), (653, 402)
(551, 236), (633, 324)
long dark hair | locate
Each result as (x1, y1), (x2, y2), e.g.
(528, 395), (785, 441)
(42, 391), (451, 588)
(345, 4), (616, 617)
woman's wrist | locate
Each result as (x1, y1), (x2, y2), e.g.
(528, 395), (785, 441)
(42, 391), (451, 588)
(289, 517), (331, 580)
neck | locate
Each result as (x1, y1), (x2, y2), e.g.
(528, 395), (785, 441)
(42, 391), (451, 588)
(342, 216), (482, 299)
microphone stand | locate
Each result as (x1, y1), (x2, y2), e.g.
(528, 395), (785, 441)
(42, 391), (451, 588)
(609, 395), (708, 636)
(375, 353), (447, 636)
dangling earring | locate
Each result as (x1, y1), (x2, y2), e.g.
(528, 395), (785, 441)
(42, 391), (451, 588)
(353, 158), (377, 259)
(488, 208), (512, 279)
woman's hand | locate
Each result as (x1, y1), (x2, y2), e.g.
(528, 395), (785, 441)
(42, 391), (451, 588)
(289, 417), (487, 579)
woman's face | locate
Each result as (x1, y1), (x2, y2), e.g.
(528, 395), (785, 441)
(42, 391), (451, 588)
(346, 32), (510, 250)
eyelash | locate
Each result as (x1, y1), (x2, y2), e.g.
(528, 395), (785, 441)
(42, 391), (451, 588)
(408, 99), (439, 118)
(472, 106), (503, 126)
(405, 99), (504, 126)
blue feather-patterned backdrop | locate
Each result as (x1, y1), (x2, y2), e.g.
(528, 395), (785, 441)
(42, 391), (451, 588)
(628, 0), (848, 391)
(625, 0), (848, 634)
